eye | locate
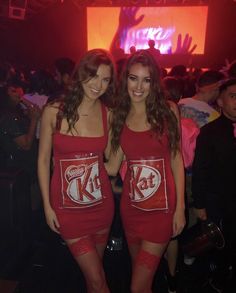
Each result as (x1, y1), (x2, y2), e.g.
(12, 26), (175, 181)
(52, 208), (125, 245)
(128, 75), (137, 81)
(103, 78), (111, 83)
(145, 78), (151, 83)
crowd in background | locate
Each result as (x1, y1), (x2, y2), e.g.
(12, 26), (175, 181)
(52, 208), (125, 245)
(0, 50), (236, 293)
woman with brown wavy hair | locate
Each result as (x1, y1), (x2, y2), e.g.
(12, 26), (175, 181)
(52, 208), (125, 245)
(106, 50), (185, 293)
(38, 49), (116, 293)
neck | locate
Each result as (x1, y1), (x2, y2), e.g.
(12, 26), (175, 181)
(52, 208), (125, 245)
(130, 102), (146, 115)
(222, 111), (236, 122)
(78, 99), (99, 116)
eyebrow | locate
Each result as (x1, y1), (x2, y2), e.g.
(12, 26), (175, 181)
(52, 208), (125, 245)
(128, 73), (151, 78)
(95, 73), (111, 78)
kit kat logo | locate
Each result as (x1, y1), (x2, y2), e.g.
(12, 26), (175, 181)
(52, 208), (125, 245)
(128, 158), (168, 211)
(60, 156), (102, 208)
(129, 164), (161, 202)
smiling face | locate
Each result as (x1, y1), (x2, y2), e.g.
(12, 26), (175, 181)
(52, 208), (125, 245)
(127, 63), (151, 104)
(218, 84), (236, 121)
(82, 64), (111, 102)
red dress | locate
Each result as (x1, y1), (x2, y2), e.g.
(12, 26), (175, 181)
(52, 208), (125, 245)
(50, 104), (114, 239)
(120, 125), (176, 243)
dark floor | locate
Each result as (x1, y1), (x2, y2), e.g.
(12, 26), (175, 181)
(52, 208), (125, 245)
(1, 208), (235, 293)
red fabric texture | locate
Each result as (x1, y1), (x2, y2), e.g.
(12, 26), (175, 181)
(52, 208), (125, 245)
(135, 249), (161, 271)
(120, 125), (176, 243)
(93, 231), (109, 245)
(181, 118), (200, 168)
(50, 103), (114, 239)
(68, 236), (95, 256)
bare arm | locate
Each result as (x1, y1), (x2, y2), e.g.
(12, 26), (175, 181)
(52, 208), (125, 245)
(38, 105), (60, 233)
(169, 102), (186, 236)
(105, 146), (124, 177)
(171, 150), (186, 237)
(104, 109), (125, 176)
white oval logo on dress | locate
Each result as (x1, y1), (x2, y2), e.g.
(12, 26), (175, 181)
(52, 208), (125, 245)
(65, 165), (86, 182)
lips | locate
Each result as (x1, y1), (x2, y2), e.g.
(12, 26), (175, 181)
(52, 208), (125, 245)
(133, 91), (143, 96)
(90, 88), (100, 93)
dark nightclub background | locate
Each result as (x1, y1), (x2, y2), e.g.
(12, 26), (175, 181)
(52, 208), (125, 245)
(0, 0), (235, 72)
(0, 0), (236, 68)
(1, 2), (236, 293)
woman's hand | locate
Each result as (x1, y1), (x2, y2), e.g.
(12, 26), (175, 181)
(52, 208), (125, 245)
(172, 207), (186, 237)
(44, 206), (60, 234)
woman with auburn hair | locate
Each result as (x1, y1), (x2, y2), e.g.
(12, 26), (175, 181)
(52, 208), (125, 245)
(38, 49), (116, 293)
(106, 50), (185, 293)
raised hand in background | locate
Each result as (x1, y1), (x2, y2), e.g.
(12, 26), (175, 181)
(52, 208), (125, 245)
(173, 33), (197, 54)
(110, 7), (144, 56)
(118, 7), (144, 29)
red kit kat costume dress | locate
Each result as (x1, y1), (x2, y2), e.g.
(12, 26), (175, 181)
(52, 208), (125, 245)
(120, 125), (176, 243)
(50, 104), (114, 239)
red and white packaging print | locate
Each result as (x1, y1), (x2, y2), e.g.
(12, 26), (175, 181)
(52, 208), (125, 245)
(60, 155), (102, 208)
(129, 158), (168, 211)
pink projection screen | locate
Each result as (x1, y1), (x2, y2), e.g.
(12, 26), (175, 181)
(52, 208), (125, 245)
(87, 6), (208, 54)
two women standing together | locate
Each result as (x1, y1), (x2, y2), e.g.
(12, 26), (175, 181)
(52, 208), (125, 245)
(38, 49), (185, 293)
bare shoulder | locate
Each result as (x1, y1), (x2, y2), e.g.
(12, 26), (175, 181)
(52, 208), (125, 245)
(45, 101), (61, 111)
(41, 102), (62, 130)
(43, 102), (61, 116)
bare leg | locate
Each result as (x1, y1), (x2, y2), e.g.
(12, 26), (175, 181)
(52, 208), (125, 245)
(166, 239), (178, 276)
(66, 230), (110, 293)
(129, 239), (168, 293)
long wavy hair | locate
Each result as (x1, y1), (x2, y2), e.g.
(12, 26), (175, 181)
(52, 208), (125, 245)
(111, 50), (180, 154)
(61, 49), (116, 132)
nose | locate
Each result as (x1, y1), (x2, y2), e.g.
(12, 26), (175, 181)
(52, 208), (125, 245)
(94, 77), (102, 90)
(136, 80), (143, 90)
